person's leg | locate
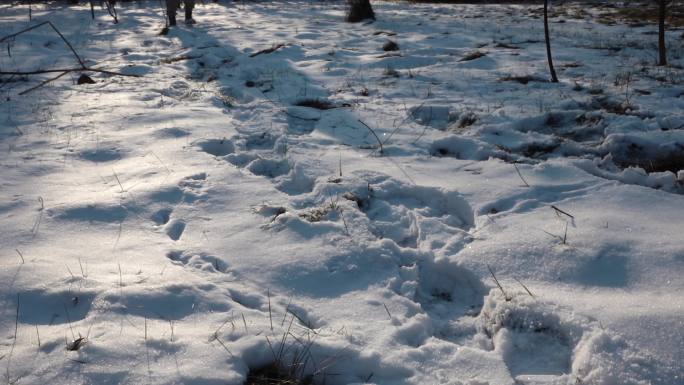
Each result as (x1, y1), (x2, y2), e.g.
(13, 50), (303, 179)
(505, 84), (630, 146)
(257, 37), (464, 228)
(166, 0), (180, 26)
(184, 0), (196, 23)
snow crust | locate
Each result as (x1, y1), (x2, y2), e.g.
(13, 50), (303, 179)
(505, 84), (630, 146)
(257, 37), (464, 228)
(1, 1), (682, 385)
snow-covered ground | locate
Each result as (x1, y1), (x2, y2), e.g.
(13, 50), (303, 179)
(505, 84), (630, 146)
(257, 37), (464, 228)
(1, 1), (683, 384)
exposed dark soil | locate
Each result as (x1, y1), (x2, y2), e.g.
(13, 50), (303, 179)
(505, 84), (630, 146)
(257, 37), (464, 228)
(245, 364), (312, 385)
(295, 99), (335, 110)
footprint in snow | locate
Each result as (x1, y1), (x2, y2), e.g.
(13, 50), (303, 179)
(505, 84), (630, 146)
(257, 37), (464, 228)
(166, 249), (227, 272)
(19, 289), (95, 325)
(165, 219), (186, 241)
(360, 178), (475, 251)
(196, 133), (315, 196)
(149, 173), (209, 239)
(479, 294), (575, 380)
(196, 138), (235, 157)
(151, 208), (172, 225)
(388, 256), (487, 347)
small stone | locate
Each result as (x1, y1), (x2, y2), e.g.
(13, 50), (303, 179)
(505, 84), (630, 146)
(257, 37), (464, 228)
(77, 74), (95, 85)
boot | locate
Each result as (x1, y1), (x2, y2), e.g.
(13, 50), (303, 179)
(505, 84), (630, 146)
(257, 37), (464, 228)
(185, 8), (196, 25)
(168, 13), (177, 26)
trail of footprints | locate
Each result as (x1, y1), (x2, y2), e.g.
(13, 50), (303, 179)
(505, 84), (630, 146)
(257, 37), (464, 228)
(146, 173), (237, 276)
(196, 132), (315, 196)
(150, 172), (208, 242)
(169, 35), (625, 382)
(189, 137), (632, 381)
(193, 130), (491, 340)
(265, 171), (589, 379)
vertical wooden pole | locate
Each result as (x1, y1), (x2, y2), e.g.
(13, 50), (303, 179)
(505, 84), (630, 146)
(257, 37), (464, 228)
(544, 0), (559, 83)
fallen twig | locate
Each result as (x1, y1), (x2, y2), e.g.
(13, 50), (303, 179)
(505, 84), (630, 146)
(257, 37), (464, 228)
(160, 55), (201, 64)
(0, 67), (141, 77)
(18, 71), (69, 95)
(249, 43), (286, 58)
(105, 0), (118, 24)
(1, 21), (141, 95)
(0, 21), (86, 68)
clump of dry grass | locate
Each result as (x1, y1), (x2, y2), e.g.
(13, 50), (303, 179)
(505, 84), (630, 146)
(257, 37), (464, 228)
(245, 363), (313, 385)
(245, 313), (324, 385)
(299, 206), (333, 223)
(299, 196), (341, 222)
(457, 112), (478, 129)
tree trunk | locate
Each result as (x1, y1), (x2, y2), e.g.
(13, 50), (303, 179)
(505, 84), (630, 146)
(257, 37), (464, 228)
(658, 0), (667, 66)
(346, 0), (375, 23)
(544, 0), (559, 83)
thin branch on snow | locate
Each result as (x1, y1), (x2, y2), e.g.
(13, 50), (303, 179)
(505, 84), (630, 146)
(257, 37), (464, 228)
(249, 43), (287, 58)
(0, 21), (86, 68)
(0, 21), (141, 95)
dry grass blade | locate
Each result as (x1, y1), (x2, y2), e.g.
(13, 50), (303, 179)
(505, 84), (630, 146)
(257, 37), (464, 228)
(14, 249), (24, 264)
(550, 205), (574, 219)
(268, 289), (273, 332)
(35, 325), (41, 350)
(242, 313), (249, 333)
(265, 335), (278, 362)
(513, 162), (530, 187)
(281, 299), (292, 327)
(63, 304), (76, 340)
(113, 171), (125, 193)
(287, 309), (313, 330)
(382, 303), (392, 320)
(487, 264), (510, 301)
(514, 277), (535, 298)
(213, 315), (235, 337)
(358, 119), (383, 155)
(6, 295), (19, 383)
(215, 336), (234, 357)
